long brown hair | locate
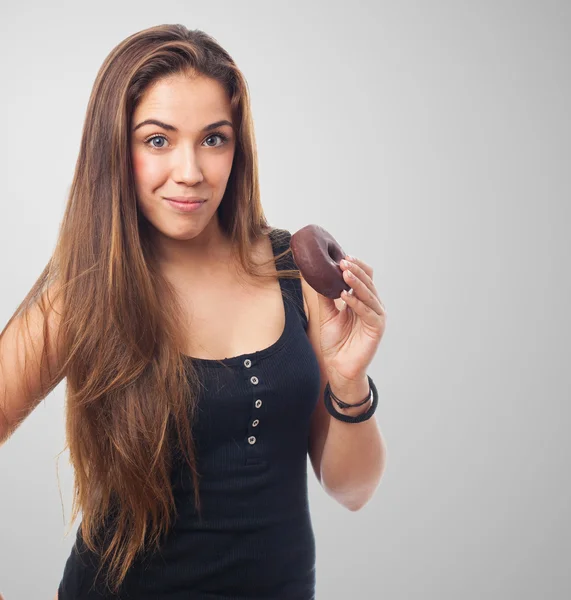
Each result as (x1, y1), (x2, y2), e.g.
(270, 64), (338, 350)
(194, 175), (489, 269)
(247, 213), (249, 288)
(0, 24), (302, 594)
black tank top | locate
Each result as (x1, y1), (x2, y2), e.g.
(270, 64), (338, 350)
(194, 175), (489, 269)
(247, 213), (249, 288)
(58, 227), (322, 599)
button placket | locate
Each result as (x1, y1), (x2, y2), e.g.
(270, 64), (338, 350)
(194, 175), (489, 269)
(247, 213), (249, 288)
(245, 358), (264, 464)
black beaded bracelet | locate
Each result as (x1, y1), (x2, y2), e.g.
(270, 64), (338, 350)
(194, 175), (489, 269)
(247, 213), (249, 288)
(323, 375), (378, 423)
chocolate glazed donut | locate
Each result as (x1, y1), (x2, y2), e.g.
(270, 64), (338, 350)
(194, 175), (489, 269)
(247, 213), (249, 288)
(290, 224), (352, 299)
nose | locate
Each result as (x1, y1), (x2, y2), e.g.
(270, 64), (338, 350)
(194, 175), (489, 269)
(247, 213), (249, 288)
(171, 144), (204, 186)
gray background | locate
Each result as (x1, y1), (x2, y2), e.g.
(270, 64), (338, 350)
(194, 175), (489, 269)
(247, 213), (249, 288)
(1, 1), (569, 598)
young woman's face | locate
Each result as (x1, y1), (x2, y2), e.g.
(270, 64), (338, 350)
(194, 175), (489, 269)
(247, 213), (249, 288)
(130, 73), (236, 242)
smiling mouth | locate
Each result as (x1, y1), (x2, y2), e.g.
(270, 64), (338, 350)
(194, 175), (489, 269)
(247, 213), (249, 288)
(165, 196), (206, 204)
(164, 198), (206, 212)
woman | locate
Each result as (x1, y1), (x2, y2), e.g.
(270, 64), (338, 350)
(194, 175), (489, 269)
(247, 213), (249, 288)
(0, 24), (387, 599)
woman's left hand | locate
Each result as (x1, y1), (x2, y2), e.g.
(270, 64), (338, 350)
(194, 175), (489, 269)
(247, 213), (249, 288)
(317, 255), (387, 388)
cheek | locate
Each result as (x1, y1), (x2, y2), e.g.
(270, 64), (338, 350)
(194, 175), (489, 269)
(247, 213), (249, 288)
(132, 151), (162, 186)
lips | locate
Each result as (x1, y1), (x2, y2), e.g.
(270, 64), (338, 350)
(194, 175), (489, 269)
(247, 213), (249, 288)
(164, 197), (206, 213)
(164, 196), (205, 203)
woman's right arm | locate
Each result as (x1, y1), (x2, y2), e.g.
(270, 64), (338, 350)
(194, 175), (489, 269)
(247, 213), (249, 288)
(0, 286), (66, 446)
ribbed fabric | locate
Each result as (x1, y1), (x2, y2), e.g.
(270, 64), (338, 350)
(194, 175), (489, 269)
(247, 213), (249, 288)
(58, 228), (322, 599)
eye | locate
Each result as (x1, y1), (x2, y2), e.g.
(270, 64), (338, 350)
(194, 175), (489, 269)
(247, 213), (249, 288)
(143, 134), (169, 150)
(204, 132), (230, 147)
(143, 131), (231, 150)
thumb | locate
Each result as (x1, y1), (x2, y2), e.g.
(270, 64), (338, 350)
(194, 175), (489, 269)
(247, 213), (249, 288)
(316, 291), (339, 324)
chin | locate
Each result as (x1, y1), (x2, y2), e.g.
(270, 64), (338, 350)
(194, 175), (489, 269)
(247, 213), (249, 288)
(163, 226), (203, 241)
(145, 218), (198, 239)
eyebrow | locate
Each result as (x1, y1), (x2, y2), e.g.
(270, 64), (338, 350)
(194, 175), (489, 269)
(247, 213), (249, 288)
(132, 119), (234, 133)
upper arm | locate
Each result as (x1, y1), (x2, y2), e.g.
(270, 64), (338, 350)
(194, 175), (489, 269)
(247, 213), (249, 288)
(301, 276), (346, 484)
(0, 285), (66, 444)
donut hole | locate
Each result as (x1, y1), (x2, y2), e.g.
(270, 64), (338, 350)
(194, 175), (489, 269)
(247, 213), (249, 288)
(327, 241), (344, 265)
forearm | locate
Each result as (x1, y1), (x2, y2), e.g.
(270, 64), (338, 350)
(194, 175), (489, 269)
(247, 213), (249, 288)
(320, 375), (387, 511)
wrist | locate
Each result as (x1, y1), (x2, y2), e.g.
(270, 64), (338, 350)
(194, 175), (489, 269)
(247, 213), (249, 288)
(328, 375), (371, 416)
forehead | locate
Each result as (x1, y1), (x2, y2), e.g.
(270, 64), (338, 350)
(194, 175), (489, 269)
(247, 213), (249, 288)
(132, 74), (231, 125)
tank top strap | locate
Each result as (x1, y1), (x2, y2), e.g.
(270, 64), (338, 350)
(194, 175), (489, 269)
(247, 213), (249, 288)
(268, 227), (308, 329)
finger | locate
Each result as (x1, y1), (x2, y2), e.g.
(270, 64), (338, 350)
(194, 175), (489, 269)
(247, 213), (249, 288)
(341, 259), (377, 298)
(341, 287), (385, 325)
(342, 269), (384, 317)
(342, 259), (386, 314)
(345, 255), (373, 279)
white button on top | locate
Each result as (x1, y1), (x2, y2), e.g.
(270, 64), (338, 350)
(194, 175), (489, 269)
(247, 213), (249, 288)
(248, 436), (256, 445)
(252, 419), (259, 427)
(244, 359), (252, 368)
(250, 376), (259, 385)
(255, 399), (262, 408)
